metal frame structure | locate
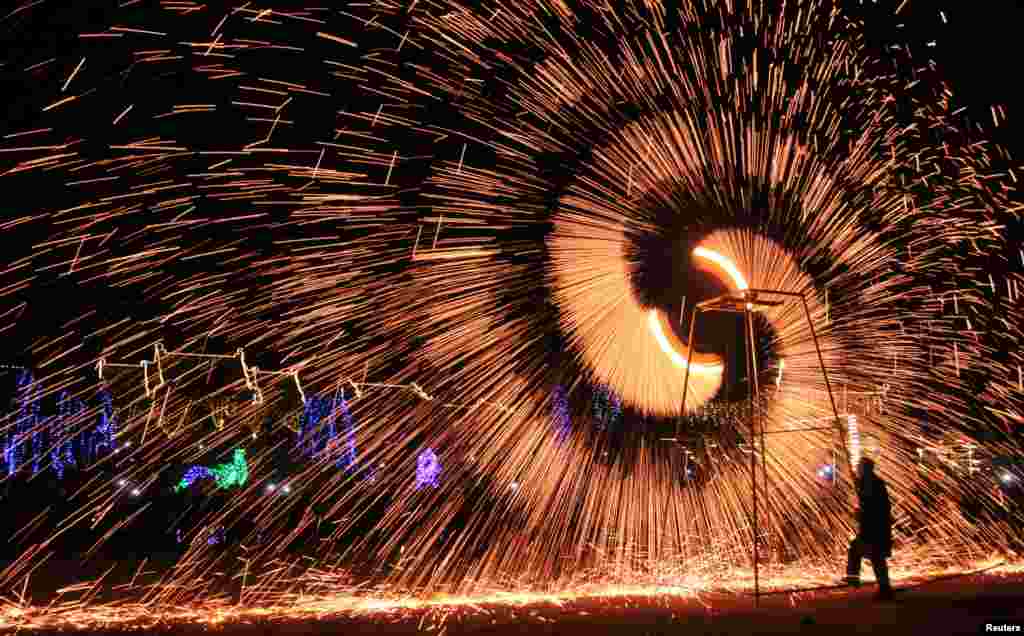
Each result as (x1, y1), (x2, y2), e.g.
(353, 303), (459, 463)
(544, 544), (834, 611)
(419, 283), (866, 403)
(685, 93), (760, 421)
(674, 288), (846, 606)
(95, 345), (515, 444)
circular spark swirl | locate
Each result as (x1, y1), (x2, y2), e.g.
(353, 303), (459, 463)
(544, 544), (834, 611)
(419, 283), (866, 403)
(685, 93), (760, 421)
(0, 0), (1022, 624)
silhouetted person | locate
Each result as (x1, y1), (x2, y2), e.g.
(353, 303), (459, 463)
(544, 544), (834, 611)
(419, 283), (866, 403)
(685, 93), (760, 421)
(845, 457), (894, 600)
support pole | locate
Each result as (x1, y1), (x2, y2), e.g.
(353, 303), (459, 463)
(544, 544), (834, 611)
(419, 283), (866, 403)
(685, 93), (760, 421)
(744, 306), (760, 607)
(676, 308), (700, 557)
(678, 309), (700, 440)
(746, 302), (768, 586)
(799, 297), (847, 475)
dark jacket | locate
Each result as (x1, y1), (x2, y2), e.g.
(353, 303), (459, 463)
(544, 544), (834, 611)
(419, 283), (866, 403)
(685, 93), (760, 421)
(857, 471), (893, 557)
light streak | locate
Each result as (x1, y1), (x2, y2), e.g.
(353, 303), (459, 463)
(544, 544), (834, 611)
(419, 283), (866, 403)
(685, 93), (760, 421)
(646, 310), (723, 373)
(693, 246), (750, 291)
(0, 0), (1020, 628)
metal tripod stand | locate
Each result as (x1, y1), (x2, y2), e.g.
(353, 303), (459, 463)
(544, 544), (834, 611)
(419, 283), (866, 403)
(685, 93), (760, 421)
(674, 288), (847, 606)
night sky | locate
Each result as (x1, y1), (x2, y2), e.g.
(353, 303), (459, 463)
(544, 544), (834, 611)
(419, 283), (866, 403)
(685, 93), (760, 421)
(1, 0), (1023, 423)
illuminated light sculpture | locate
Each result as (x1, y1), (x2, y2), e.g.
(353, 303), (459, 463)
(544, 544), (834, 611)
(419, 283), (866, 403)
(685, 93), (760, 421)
(335, 393), (356, 470)
(96, 385), (118, 456)
(297, 392), (357, 469)
(2, 433), (12, 476)
(50, 391), (84, 479)
(592, 384), (622, 432)
(207, 526), (226, 545)
(416, 448), (441, 490)
(297, 396), (332, 457)
(22, 371), (43, 474)
(62, 393), (84, 469)
(15, 370), (33, 472)
(847, 414), (860, 469)
(177, 465), (214, 491)
(4, 369), (42, 476)
(175, 449), (248, 492)
(323, 396), (337, 456)
(551, 385), (571, 443)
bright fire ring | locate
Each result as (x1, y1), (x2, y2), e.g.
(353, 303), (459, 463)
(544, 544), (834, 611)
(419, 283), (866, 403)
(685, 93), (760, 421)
(647, 246), (749, 372)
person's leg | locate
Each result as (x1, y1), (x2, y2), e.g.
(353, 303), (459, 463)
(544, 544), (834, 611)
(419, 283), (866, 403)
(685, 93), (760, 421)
(869, 549), (892, 594)
(845, 538), (864, 584)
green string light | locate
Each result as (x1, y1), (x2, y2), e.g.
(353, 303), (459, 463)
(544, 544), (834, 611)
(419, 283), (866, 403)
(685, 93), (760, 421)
(212, 448), (248, 489)
(174, 449), (248, 492)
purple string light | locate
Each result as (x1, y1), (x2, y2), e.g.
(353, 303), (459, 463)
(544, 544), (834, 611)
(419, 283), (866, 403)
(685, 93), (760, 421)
(416, 448), (441, 490)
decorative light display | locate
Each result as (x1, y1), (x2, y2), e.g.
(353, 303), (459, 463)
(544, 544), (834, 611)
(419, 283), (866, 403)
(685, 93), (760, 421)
(953, 441), (981, 476)
(915, 438), (984, 476)
(31, 416), (46, 475)
(296, 392), (357, 470)
(207, 526), (226, 545)
(176, 466), (215, 491)
(21, 379), (119, 478)
(297, 396), (332, 457)
(846, 414), (860, 469)
(46, 392), (86, 479)
(416, 448), (441, 490)
(58, 392), (83, 472)
(25, 372), (43, 474)
(5, 369), (39, 475)
(592, 384), (622, 432)
(174, 449), (248, 492)
(551, 385), (571, 443)
(336, 393), (356, 470)
(817, 464), (835, 482)
(96, 385), (118, 456)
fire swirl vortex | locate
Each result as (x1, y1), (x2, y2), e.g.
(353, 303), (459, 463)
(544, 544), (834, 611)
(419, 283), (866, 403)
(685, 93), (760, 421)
(0, 0), (1022, 605)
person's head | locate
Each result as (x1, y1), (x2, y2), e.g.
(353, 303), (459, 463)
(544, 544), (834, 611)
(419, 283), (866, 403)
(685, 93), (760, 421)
(858, 457), (875, 479)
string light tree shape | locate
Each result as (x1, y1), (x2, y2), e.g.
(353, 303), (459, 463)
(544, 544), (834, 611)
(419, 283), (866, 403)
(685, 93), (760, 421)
(5, 368), (40, 476)
(674, 248), (845, 607)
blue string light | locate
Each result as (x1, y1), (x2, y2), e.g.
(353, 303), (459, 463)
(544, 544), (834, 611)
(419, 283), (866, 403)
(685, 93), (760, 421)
(177, 466), (215, 490)
(416, 448), (441, 490)
(7, 369), (41, 476)
(96, 385), (118, 456)
(22, 371), (44, 474)
(298, 396), (333, 457)
(336, 393), (356, 470)
(592, 384), (622, 432)
(551, 385), (571, 444)
(52, 392), (72, 479)
(55, 392), (82, 475)
(325, 394), (337, 455)
(297, 393), (357, 471)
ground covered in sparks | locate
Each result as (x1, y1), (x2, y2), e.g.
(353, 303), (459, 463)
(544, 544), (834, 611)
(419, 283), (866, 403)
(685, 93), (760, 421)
(2, 561), (1023, 635)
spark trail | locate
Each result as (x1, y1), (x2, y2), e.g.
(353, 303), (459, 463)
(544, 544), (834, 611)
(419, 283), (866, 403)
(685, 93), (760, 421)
(0, 0), (1022, 629)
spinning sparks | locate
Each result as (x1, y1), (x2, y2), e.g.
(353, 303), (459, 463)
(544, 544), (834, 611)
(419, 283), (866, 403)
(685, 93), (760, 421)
(0, 0), (1021, 630)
